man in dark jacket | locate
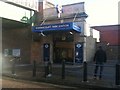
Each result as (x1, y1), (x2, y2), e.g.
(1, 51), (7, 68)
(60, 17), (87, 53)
(93, 46), (107, 79)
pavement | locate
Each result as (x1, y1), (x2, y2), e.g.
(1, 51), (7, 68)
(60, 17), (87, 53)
(2, 60), (120, 90)
(2, 76), (80, 90)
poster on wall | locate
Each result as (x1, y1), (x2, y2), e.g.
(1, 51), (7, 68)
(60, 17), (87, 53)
(12, 49), (21, 57)
(43, 43), (50, 62)
(4, 49), (12, 56)
(75, 43), (83, 63)
(4, 49), (9, 56)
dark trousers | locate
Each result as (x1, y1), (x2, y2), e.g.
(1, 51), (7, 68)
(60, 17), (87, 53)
(94, 62), (104, 78)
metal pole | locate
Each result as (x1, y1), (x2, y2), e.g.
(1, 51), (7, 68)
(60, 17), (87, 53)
(48, 61), (52, 75)
(33, 60), (36, 77)
(115, 64), (120, 85)
(44, 61), (48, 78)
(12, 57), (16, 75)
(83, 61), (87, 82)
(62, 59), (65, 79)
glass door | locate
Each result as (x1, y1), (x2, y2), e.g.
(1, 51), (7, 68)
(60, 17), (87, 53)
(53, 47), (73, 63)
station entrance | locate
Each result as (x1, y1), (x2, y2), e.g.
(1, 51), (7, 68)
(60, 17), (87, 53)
(42, 32), (84, 64)
(32, 22), (83, 64)
(53, 32), (74, 63)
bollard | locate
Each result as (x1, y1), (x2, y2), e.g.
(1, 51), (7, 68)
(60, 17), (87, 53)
(62, 59), (65, 79)
(33, 60), (36, 77)
(12, 57), (16, 75)
(44, 61), (48, 78)
(83, 61), (88, 82)
(47, 61), (52, 77)
(115, 64), (120, 85)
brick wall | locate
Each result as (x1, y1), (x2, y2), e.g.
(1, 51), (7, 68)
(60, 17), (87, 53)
(31, 35), (53, 63)
(106, 45), (119, 60)
(2, 27), (31, 64)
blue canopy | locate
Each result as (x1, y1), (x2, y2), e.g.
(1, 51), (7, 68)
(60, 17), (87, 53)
(32, 22), (81, 33)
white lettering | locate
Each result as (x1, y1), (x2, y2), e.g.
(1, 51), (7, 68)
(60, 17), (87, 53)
(35, 24), (70, 30)
(52, 25), (58, 28)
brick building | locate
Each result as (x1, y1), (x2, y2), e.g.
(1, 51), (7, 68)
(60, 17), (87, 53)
(2, 0), (99, 65)
(1, 0), (37, 65)
(31, 0), (98, 64)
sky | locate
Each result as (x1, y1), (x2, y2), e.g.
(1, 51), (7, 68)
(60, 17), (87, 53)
(48, 0), (119, 26)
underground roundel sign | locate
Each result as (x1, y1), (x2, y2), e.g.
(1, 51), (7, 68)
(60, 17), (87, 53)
(76, 44), (81, 48)
(43, 43), (50, 62)
(45, 44), (49, 48)
(75, 43), (83, 63)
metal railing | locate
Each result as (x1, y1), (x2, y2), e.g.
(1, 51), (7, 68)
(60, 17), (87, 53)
(3, 59), (120, 88)
(82, 61), (120, 86)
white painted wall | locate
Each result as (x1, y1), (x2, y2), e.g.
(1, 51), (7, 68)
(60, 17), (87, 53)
(91, 28), (100, 42)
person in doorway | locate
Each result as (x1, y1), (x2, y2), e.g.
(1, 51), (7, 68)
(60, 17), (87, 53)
(93, 46), (107, 80)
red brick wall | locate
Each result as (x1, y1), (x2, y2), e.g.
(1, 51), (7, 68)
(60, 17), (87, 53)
(31, 42), (41, 63)
(100, 29), (119, 45)
(92, 25), (120, 60)
(2, 27), (31, 64)
(92, 25), (120, 46)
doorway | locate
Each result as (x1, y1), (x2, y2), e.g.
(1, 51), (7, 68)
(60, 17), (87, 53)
(53, 41), (74, 63)
(53, 33), (74, 63)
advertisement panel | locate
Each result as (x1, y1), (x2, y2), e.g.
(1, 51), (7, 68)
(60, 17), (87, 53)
(12, 49), (21, 57)
(43, 43), (50, 62)
(75, 43), (83, 63)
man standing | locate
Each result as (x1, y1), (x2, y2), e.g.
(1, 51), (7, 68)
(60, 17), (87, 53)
(93, 46), (107, 80)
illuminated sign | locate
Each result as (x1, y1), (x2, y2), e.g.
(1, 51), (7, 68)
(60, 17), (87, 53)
(35, 23), (70, 30)
(4, 0), (38, 11)
(32, 22), (81, 33)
